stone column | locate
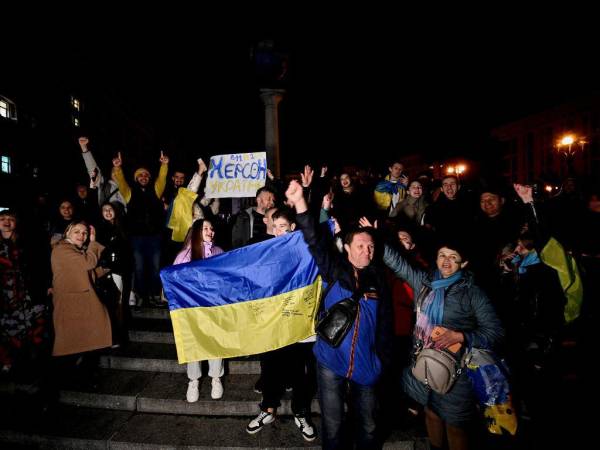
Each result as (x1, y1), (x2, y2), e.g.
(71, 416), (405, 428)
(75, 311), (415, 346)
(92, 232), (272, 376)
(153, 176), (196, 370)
(259, 88), (285, 178)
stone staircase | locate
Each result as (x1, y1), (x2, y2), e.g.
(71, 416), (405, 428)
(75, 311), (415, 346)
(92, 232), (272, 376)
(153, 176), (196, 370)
(0, 307), (427, 449)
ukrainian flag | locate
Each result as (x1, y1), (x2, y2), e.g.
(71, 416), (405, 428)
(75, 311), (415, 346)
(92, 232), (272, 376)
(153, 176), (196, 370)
(160, 231), (321, 364)
(540, 237), (583, 323)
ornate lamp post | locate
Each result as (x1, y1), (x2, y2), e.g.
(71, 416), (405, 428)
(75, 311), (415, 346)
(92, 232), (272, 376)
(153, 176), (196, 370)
(556, 134), (586, 176)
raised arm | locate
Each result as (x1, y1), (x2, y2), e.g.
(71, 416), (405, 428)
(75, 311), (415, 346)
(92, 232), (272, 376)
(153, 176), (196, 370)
(154, 151), (169, 198)
(382, 244), (427, 291)
(111, 152), (132, 203)
(187, 158), (207, 193)
(287, 180), (344, 283)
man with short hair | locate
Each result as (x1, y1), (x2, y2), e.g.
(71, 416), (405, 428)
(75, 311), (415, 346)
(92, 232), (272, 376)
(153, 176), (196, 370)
(424, 175), (474, 244)
(231, 186), (276, 248)
(112, 151), (169, 306)
(374, 160), (409, 216)
(287, 180), (393, 449)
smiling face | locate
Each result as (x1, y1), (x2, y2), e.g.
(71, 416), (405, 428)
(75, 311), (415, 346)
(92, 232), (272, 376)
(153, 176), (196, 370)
(59, 201), (74, 220)
(201, 220), (215, 243)
(0, 213), (16, 238)
(340, 173), (352, 189)
(436, 246), (468, 278)
(480, 192), (504, 218)
(273, 217), (296, 237)
(344, 232), (375, 269)
(136, 170), (151, 187)
(102, 204), (115, 223)
(408, 181), (423, 199)
(256, 191), (275, 214)
(397, 231), (414, 250)
(66, 223), (89, 248)
(172, 171), (185, 187)
(441, 177), (459, 200)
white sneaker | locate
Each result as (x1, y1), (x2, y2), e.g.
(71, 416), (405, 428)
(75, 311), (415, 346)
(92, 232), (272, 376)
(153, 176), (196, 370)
(294, 415), (316, 442)
(186, 379), (199, 403)
(246, 410), (275, 434)
(211, 377), (223, 399)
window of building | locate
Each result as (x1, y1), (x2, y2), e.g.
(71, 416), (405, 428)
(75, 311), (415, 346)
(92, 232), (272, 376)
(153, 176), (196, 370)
(72, 97), (80, 111)
(0, 96), (17, 120)
(1, 155), (11, 174)
(73, 116), (80, 127)
(0, 100), (8, 118)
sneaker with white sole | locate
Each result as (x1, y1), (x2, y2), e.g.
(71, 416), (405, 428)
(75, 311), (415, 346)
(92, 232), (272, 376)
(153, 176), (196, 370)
(186, 379), (199, 403)
(211, 377), (223, 399)
(294, 415), (316, 442)
(246, 410), (275, 434)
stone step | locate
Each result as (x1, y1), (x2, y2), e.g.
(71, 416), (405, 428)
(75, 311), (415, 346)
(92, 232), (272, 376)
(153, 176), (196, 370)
(58, 369), (318, 416)
(99, 342), (261, 374)
(131, 306), (170, 320)
(129, 329), (175, 344)
(0, 402), (426, 449)
(129, 316), (173, 332)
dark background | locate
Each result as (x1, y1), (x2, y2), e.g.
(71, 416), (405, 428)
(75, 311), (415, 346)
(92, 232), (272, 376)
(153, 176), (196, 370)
(3, 21), (599, 182)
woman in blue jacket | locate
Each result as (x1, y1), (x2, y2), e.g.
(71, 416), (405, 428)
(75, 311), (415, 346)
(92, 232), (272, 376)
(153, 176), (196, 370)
(383, 240), (504, 450)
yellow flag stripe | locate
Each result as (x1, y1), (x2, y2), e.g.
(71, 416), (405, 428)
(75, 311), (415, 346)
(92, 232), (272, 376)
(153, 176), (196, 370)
(170, 276), (322, 363)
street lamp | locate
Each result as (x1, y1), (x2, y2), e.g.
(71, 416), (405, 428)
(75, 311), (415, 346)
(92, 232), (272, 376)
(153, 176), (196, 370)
(446, 163), (467, 180)
(556, 133), (586, 175)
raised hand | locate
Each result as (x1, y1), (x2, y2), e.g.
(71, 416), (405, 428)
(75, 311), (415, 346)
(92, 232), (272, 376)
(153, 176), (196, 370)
(198, 158), (208, 174)
(513, 183), (534, 204)
(89, 225), (96, 242)
(301, 165), (314, 187)
(112, 152), (123, 168)
(267, 169), (275, 181)
(78, 136), (89, 150)
(358, 216), (378, 229)
(286, 180), (304, 205)
(159, 151), (169, 165)
(320, 166), (328, 178)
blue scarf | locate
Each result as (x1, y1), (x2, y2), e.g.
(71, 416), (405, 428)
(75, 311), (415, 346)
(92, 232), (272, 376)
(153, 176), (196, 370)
(422, 270), (463, 325)
(374, 178), (406, 194)
(512, 251), (541, 274)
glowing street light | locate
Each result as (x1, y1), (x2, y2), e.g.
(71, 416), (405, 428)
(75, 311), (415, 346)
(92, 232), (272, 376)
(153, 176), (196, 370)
(556, 133), (586, 175)
(446, 163), (467, 177)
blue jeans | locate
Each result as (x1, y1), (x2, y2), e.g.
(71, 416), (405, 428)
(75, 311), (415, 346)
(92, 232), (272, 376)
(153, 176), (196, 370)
(317, 363), (378, 450)
(131, 235), (161, 300)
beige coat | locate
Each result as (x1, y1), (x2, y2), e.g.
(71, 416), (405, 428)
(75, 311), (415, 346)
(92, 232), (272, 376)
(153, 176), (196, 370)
(51, 240), (112, 356)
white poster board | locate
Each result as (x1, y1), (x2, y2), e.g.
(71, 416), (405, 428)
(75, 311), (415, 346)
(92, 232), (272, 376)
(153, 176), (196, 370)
(205, 152), (267, 198)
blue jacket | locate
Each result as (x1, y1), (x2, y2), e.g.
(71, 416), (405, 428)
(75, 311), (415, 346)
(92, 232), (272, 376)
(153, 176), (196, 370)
(296, 212), (393, 386)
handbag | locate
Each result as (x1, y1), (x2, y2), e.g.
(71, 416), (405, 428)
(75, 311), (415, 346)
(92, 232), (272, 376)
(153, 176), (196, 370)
(315, 295), (359, 347)
(94, 273), (120, 308)
(411, 347), (464, 394)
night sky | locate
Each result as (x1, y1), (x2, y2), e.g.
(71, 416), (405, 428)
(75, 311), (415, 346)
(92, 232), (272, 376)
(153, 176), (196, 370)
(6, 26), (599, 175)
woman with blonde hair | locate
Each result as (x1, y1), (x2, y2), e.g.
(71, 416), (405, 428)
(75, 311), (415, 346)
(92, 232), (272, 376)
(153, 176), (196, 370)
(49, 221), (112, 391)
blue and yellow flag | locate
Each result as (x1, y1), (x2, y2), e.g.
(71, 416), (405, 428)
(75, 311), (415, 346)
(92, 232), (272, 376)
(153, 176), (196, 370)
(540, 237), (583, 323)
(160, 232), (321, 364)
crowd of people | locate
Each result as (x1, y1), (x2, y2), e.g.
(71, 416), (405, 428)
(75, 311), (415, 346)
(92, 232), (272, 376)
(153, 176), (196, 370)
(1, 136), (598, 449)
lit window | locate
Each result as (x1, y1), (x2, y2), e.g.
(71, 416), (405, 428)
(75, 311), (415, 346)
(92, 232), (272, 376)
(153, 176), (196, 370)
(0, 96), (17, 120)
(72, 97), (80, 111)
(1, 156), (11, 174)
(73, 116), (80, 127)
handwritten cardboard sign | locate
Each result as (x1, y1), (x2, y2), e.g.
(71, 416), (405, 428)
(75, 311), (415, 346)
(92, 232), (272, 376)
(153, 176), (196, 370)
(205, 152), (267, 198)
